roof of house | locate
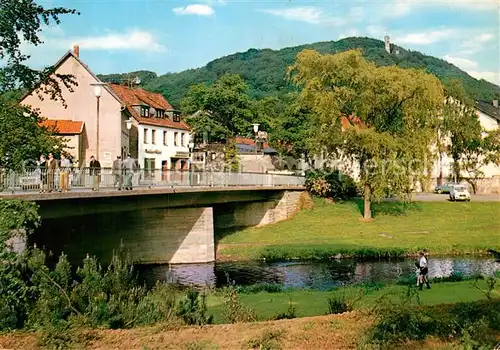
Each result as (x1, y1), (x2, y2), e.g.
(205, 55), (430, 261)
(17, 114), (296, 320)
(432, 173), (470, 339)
(108, 84), (190, 131)
(39, 119), (84, 135)
(476, 100), (500, 122)
(20, 50), (123, 106)
(235, 137), (277, 154)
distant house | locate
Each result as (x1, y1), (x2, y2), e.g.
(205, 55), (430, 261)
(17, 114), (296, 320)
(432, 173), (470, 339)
(39, 119), (84, 162)
(108, 84), (191, 174)
(20, 45), (191, 170)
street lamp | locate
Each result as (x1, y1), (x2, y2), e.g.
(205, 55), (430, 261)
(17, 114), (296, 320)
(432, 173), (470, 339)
(252, 123), (260, 155)
(125, 118), (133, 130)
(90, 82), (107, 160)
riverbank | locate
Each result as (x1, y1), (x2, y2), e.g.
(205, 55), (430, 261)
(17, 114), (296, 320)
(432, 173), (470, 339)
(1, 280), (498, 349)
(217, 200), (500, 261)
(206, 279), (499, 323)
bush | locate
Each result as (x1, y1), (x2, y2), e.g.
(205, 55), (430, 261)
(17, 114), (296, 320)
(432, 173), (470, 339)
(246, 329), (284, 350)
(305, 168), (358, 199)
(220, 282), (256, 323)
(236, 283), (283, 294)
(367, 286), (500, 348)
(176, 288), (213, 326)
(272, 298), (296, 320)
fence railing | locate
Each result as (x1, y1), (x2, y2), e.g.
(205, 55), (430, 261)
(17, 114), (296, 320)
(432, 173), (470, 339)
(0, 167), (306, 193)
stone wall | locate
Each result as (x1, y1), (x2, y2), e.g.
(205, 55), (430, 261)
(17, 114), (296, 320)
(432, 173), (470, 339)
(214, 190), (304, 229)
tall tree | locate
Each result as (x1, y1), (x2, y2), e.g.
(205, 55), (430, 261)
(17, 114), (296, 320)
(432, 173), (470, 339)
(291, 49), (444, 219)
(0, 0), (78, 169)
(181, 74), (255, 141)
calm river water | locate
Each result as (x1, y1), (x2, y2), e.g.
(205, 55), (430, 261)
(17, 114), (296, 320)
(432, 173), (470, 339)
(136, 256), (499, 290)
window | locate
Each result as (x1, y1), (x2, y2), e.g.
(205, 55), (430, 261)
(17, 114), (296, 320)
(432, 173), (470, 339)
(151, 130), (156, 144)
(163, 131), (168, 145)
(156, 109), (165, 118)
(143, 128), (148, 143)
(181, 133), (185, 146)
(174, 132), (178, 146)
(141, 106), (149, 117)
(173, 112), (180, 123)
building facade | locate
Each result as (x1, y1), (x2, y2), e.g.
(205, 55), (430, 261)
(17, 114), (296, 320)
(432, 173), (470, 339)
(108, 84), (191, 174)
(20, 45), (191, 170)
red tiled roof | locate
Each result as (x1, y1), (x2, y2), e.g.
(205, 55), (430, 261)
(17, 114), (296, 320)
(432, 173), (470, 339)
(40, 119), (84, 134)
(341, 114), (365, 131)
(109, 84), (190, 131)
(235, 137), (271, 149)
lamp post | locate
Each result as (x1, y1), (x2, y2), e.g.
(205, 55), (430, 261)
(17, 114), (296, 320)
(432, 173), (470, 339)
(188, 140), (195, 186)
(252, 123), (260, 155)
(90, 83), (107, 160)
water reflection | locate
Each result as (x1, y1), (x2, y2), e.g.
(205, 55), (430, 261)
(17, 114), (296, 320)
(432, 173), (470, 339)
(136, 257), (499, 290)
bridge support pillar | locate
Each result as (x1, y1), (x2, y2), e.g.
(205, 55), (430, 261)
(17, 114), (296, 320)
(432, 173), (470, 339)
(215, 191), (304, 229)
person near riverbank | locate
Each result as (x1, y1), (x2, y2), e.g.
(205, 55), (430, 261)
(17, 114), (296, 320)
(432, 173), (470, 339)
(58, 154), (70, 192)
(89, 156), (101, 191)
(38, 155), (47, 193)
(122, 154), (135, 190)
(46, 152), (57, 193)
(417, 250), (431, 290)
(112, 156), (123, 190)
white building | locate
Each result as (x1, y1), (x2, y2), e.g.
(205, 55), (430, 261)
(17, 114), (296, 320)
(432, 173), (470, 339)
(109, 84), (191, 174)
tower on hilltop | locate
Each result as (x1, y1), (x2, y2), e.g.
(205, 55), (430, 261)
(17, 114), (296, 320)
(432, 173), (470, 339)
(384, 35), (391, 54)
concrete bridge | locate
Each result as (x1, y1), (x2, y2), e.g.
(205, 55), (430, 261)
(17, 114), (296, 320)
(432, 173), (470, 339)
(2, 171), (306, 264)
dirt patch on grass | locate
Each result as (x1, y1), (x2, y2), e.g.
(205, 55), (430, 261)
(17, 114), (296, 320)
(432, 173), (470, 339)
(0, 312), (466, 350)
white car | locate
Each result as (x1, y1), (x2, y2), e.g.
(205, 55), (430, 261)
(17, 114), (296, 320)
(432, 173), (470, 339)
(449, 185), (471, 202)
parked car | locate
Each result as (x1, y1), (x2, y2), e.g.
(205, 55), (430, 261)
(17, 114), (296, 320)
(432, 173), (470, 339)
(449, 185), (471, 202)
(434, 182), (460, 194)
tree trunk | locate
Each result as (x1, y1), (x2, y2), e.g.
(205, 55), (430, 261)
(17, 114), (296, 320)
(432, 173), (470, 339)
(363, 183), (372, 220)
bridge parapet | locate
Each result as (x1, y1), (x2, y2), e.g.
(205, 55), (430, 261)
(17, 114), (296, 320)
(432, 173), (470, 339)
(0, 167), (305, 194)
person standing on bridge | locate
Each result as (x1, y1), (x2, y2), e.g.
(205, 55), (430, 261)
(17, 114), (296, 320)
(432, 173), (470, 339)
(58, 154), (71, 192)
(46, 152), (57, 193)
(89, 156), (101, 191)
(112, 155), (123, 190)
(122, 154), (135, 190)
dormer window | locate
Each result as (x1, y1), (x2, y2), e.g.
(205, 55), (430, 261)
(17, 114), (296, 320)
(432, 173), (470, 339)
(141, 106), (149, 117)
(156, 109), (165, 118)
(173, 112), (180, 123)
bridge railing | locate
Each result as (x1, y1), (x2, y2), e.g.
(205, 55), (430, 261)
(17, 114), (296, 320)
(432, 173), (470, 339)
(0, 167), (305, 193)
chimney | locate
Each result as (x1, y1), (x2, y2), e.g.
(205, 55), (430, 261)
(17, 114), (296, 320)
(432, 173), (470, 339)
(493, 99), (499, 108)
(73, 44), (79, 58)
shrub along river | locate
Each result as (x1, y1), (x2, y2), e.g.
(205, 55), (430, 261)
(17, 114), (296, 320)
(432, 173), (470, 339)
(136, 256), (499, 290)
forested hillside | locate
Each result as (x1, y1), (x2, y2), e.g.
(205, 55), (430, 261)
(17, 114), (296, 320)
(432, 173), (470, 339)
(98, 37), (500, 108)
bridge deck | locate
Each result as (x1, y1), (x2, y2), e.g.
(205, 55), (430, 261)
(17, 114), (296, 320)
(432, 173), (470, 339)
(0, 185), (306, 201)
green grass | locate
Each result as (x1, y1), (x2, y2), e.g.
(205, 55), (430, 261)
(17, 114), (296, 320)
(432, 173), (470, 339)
(217, 199), (500, 261)
(206, 280), (500, 324)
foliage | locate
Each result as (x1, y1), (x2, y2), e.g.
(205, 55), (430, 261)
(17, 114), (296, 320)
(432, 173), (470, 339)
(291, 49), (444, 219)
(246, 329), (284, 350)
(176, 288), (213, 326)
(0, 0), (77, 171)
(367, 286), (500, 348)
(236, 282), (284, 294)
(0, 102), (67, 170)
(258, 93), (315, 160)
(272, 298), (296, 320)
(305, 168), (358, 199)
(97, 70), (158, 86)
(182, 74), (255, 141)
(135, 37), (499, 109)
(220, 281), (257, 323)
(0, 0), (79, 103)
(223, 140), (240, 171)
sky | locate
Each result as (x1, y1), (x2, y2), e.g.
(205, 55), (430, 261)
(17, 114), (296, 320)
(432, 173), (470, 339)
(20, 0), (500, 86)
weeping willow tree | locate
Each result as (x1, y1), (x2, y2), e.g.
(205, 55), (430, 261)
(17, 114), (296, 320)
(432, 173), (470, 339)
(290, 49), (444, 219)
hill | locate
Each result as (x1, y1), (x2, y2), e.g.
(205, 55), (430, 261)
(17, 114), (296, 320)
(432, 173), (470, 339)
(98, 37), (500, 108)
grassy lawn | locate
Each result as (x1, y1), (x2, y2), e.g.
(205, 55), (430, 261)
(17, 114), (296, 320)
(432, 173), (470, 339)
(206, 280), (500, 323)
(217, 199), (500, 261)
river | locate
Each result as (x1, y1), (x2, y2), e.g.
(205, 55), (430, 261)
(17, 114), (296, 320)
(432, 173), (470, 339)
(136, 256), (499, 290)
